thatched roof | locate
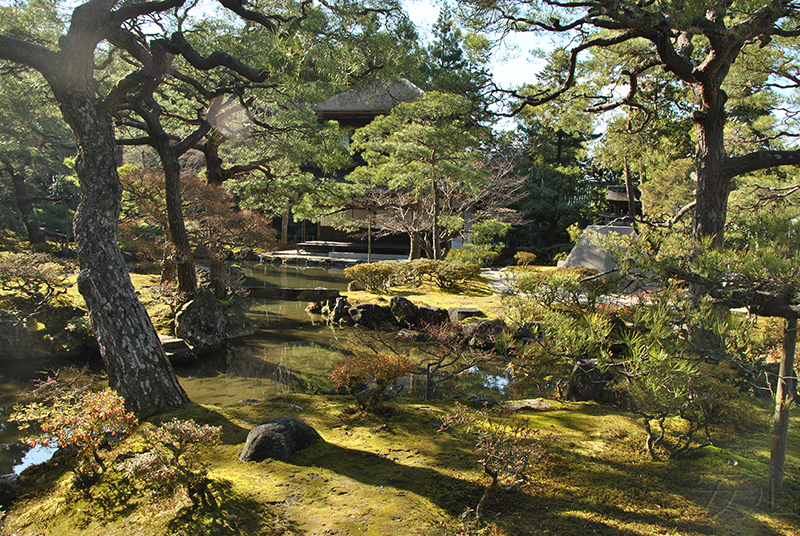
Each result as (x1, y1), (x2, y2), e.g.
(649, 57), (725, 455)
(316, 78), (423, 127)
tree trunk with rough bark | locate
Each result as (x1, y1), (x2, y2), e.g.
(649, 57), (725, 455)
(281, 207), (290, 245)
(158, 144), (196, 296)
(408, 232), (423, 260)
(692, 102), (730, 248)
(203, 137), (227, 187)
(624, 159), (636, 221)
(58, 90), (188, 414)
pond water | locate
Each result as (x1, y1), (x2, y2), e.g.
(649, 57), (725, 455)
(0, 262), (513, 475)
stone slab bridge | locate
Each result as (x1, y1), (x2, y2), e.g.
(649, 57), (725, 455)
(242, 287), (340, 302)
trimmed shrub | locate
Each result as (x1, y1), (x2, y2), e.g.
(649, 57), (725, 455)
(343, 261), (402, 292)
(408, 259), (481, 291)
(507, 266), (601, 307)
(447, 244), (499, 267)
(513, 251), (537, 267)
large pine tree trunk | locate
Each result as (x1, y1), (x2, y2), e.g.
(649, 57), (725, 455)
(282, 207), (290, 245)
(692, 93), (730, 248)
(408, 232), (422, 260)
(161, 150), (197, 296)
(59, 92), (188, 414)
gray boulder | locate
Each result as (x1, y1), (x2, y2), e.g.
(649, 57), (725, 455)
(347, 280), (367, 292)
(448, 307), (484, 323)
(390, 296), (419, 327)
(175, 288), (226, 354)
(562, 224), (636, 272)
(239, 418), (320, 462)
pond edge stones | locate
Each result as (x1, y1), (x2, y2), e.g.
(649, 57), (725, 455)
(239, 417), (321, 462)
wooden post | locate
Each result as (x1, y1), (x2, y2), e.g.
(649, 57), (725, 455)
(624, 158), (637, 220)
(769, 316), (798, 500)
(368, 209), (373, 263)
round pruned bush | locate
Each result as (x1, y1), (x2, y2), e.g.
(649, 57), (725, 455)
(408, 258), (481, 292)
(343, 260), (403, 293)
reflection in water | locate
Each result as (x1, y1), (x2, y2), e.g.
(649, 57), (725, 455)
(13, 445), (57, 474)
(175, 296), (348, 407)
(1, 264), (513, 474)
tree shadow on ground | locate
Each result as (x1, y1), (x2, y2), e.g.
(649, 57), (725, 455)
(166, 479), (300, 536)
(289, 441), (482, 516)
(499, 445), (796, 536)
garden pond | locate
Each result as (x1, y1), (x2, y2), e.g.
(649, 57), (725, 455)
(0, 262), (514, 475)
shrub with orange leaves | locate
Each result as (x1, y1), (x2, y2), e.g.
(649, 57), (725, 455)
(331, 351), (414, 410)
(10, 368), (138, 476)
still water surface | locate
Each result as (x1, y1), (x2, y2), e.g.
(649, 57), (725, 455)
(0, 263), (511, 475)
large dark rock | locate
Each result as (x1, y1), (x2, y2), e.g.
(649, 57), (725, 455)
(563, 359), (626, 405)
(417, 306), (448, 326)
(464, 318), (508, 350)
(462, 319), (507, 349)
(235, 248), (260, 262)
(239, 418), (320, 462)
(0, 310), (31, 360)
(348, 303), (390, 328)
(175, 288), (226, 354)
(390, 296), (418, 327)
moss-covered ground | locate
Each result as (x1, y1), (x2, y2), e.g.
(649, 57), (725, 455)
(2, 394), (798, 536)
(3, 263), (799, 534)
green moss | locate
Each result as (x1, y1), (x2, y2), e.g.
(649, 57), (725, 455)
(3, 396), (799, 535)
(344, 276), (505, 320)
